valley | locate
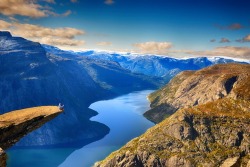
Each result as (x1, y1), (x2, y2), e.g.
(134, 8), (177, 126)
(0, 31), (249, 167)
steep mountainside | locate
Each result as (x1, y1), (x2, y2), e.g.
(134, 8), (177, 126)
(145, 63), (250, 123)
(95, 63), (250, 167)
(0, 31), (160, 147)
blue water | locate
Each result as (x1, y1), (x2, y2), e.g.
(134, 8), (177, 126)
(7, 90), (154, 167)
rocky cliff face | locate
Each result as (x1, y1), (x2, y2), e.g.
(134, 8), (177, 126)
(0, 106), (62, 149)
(95, 63), (250, 167)
(144, 63), (250, 123)
(0, 106), (62, 166)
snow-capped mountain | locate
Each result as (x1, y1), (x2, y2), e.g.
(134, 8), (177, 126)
(62, 49), (249, 82)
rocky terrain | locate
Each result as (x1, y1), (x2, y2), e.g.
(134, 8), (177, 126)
(0, 106), (62, 166)
(145, 63), (250, 123)
(95, 63), (250, 167)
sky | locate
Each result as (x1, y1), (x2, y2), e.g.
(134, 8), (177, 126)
(0, 0), (250, 59)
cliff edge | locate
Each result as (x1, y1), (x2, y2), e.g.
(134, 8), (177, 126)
(0, 106), (62, 166)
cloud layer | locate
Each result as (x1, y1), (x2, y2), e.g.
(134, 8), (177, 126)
(0, 0), (47, 17)
(97, 42), (112, 46)
(133, 41), (250, 59)
(0, 20), (85, 47)
(133, 41), (172, 54)
(0, 0), (71, 18)
(0, 20), (11, 29)
(185, 46), (250, 59)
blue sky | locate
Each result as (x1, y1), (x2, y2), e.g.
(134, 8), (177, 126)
(0, 0), (249, 58)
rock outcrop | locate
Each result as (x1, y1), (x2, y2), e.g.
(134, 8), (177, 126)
(144, 63), (250, 123)
(0, 106), (62, 166)
(95, 63), (250, 167)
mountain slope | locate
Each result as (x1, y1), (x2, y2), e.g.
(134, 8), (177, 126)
(145, 63), (250, 123)
(0, 31), (160, 147)
(95, 63), (250, 167)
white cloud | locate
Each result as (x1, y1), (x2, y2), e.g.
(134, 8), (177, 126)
(133, 41), (173, 55)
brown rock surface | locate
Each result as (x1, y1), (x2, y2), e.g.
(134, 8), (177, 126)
(144, 63), (250, 123)
(0, 106), (62, 150)
(0, 148), (7, 167)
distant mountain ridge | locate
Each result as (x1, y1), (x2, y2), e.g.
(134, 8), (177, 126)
(43, 47), (249, 82)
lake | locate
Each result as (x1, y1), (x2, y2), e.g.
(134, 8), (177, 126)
(7, 90), (154, 167)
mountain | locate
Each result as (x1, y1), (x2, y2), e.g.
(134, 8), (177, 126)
(95, 63), (250, 167)
(0, 31), (160, 147)
(1, 31), (248, 148)
(43, 46), (249, 83)
(75, 50), (249, 82)
(145, 63), (250, 123)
